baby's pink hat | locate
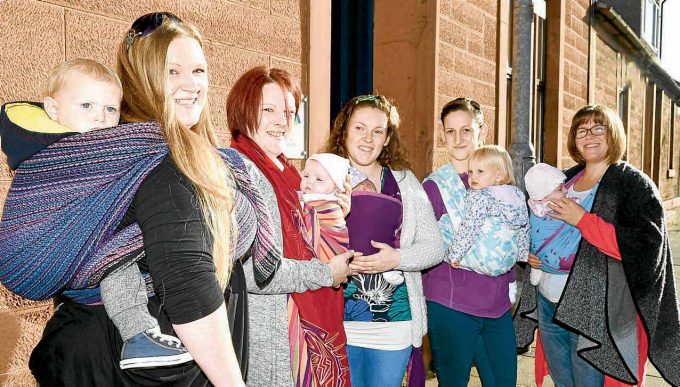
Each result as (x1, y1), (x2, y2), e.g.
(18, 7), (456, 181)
(307, 153), (350, 192)
(524, 163), (567, 200)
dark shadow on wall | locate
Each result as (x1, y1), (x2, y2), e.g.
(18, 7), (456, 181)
(330, 0), (375, 125)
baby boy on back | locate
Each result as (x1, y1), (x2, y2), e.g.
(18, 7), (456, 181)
(42, 58), (192, 370)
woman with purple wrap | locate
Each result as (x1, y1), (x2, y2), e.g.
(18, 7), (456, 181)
(323, 95), (444, 387)
(422, 97), (517, 386)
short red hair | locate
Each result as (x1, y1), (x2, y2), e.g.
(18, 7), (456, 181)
(226, 66), (302, 139)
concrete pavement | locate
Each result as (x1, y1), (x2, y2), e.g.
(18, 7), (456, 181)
(425, 220), (680, 387)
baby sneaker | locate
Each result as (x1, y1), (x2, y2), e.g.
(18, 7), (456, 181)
(120, 326), (193, 369)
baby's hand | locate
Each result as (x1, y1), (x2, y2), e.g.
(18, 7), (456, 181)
(527, 253), (541, 269)
(449, 260), (461, 269)
(336, 177), (352, 216)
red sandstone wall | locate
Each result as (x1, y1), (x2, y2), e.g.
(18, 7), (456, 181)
(594, 36), (618, 109)
(658, 95), (680, 201)
(590, 18), (680, 201)
(560, 0), (591, 168)
(671, 108), (680, 200)
(434, 0), (499, 169)
(0, 1), (307, 384)
(626, 63), (648, 167)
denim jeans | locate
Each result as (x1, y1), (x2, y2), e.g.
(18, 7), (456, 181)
(537, 292), (605, 387)
(346, 345), (412, 387)
(427, 301), (516, 387)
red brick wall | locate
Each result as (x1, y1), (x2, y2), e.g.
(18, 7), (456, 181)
(594, 36), (618, 109)
(658, 95), (680, 201)
(434, 0), (499, 170)
(562, 6), (680, 200)
(0, 1), (307, 384)
(560, 0), (590, 168)
(624, 62), (647, 167)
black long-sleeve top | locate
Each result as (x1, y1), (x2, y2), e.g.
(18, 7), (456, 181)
(31, 155), (254, 385)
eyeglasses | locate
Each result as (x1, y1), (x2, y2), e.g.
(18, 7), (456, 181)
(574, 125), (607, 139)
(125, 12), (182, 50)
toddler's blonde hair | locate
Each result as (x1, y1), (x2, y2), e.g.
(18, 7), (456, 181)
(470, 145), (515, 185)
(44, 58), (122, 97)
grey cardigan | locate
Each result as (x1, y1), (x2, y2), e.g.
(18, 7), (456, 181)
(241, 163), (444, 386)
(390, 169), (446, 347)
(241, 158), (332, 387)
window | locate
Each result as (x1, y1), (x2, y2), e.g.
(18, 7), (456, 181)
(642, 0), (661, 51)
(505, 0), (514, 149)
(502, 0), (546, 156)
(618, 84), (629, 160)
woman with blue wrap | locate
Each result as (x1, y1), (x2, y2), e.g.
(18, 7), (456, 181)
(515, 105), (680, 387)
(422, 97), (520, 386)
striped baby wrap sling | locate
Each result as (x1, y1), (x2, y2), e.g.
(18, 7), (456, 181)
(424, 163), (525, 276)
(0, 102), (280, 304)
(301, 196), (350, 261)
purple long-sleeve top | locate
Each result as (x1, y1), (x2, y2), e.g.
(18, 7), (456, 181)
(422, 174), (515, 318)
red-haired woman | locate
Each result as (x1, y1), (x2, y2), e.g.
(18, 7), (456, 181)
(227, 66), (354, 387)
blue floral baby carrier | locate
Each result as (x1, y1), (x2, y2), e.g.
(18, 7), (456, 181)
(425, 163), (527, 276)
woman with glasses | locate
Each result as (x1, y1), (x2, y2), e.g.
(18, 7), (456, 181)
(26, 13), (261, 386)
(422, 98), (519, 386)
(515, 105), (680, 386)
(323, 95), (444, 387)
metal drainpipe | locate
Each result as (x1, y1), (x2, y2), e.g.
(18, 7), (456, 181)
(509, 0), (536, 191)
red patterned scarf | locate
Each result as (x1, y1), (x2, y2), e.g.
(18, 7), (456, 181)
(231, 135), (349, 387)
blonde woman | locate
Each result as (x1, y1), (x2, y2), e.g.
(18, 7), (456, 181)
(24, 13), (269, 386)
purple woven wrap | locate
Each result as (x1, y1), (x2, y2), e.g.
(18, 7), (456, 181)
(0, 121), (279, 303)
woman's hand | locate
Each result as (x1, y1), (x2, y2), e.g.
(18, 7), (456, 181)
(349, 241), (401, 274)
(548, 197), (587, 226)
(527, 253), (542, 269)
(337, 175), (352, 217)
(328, 250), (354, 287)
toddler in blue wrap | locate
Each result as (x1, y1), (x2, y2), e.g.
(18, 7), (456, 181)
(445, 145), (530, 303)
(42, 58), (192, 370)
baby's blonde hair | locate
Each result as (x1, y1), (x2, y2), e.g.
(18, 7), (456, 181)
(470, 145), (515, 185)
(44, 58), (122, 97)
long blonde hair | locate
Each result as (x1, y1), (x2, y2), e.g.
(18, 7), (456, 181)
(117, 16), (235, 288)
(44, 58), (121, 98)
